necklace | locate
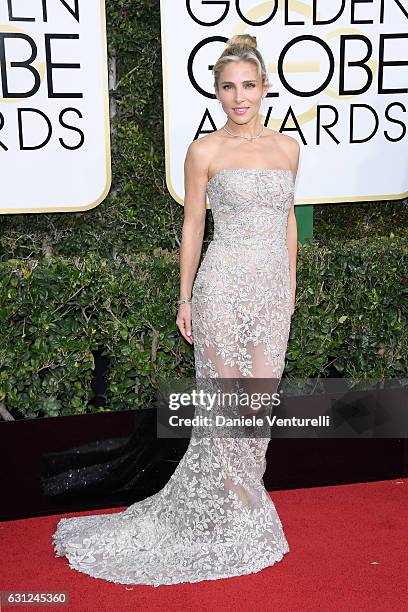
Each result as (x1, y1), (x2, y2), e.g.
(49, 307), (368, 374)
(222, 124), (264, 141)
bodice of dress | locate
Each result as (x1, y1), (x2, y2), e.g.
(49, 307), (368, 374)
(206, 168), (294, 247)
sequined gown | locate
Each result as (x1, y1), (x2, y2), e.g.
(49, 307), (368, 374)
(52, 167), (294, 586)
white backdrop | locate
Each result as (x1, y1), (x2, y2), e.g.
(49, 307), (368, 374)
(160, 0), (408, 207)
(0, 0), (110, 214)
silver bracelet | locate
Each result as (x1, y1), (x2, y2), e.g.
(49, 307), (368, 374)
(177, 297), (192, 305)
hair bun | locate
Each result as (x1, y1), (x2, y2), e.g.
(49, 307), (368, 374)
(226, 34), (257, 50)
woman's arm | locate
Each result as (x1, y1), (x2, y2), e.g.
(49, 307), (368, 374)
(286, 139), (300, 315)
(176, 139), (208, 344)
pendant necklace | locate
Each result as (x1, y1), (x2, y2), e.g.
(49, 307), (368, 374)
(222, 124), (264, 141)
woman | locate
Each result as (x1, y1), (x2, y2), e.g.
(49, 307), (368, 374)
(53, 34), (299, 586)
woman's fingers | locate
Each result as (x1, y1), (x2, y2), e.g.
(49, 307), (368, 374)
(186, 326), (194, 343)
(176, 306), (194, 344)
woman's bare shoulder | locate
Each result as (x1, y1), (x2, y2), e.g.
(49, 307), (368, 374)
(276, 129), (299, 148)
(186, 131), (221, 171)
(188, 130), (222, 153)
(265, 128), (299, 161)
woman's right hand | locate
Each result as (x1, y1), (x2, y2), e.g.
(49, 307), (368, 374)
(176, 303), (194, 344)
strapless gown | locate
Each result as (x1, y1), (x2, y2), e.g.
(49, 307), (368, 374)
(52, 167), (294, 586)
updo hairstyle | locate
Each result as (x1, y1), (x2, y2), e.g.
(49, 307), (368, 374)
(212, 34), (269, 93)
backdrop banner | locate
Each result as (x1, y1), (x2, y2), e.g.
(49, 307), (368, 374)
(0, 0), (111, 214)
(160, 0), (408, 206)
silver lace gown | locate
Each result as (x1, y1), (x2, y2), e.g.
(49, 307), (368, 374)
(52, 167), (294, 586)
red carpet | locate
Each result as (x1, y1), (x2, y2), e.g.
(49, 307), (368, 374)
(1, 479), (407, 612)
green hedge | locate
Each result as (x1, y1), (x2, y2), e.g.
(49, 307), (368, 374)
(0, 250), (192, 419)
(0, 237), (406, 419)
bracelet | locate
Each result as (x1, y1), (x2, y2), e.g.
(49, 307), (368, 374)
(177, 297), (192, 305)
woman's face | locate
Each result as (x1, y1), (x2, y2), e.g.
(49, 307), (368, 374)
(217, 60), (268, 123)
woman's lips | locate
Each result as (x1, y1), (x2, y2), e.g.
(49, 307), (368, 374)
(233, 107), (249, 115)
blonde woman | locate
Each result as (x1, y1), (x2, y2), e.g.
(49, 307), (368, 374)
(53, 34), (300, 587)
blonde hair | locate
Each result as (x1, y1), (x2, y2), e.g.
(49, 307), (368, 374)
(213, 34), (268, 93)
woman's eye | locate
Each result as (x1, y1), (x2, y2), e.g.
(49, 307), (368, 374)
(222, 83), (255, 90)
